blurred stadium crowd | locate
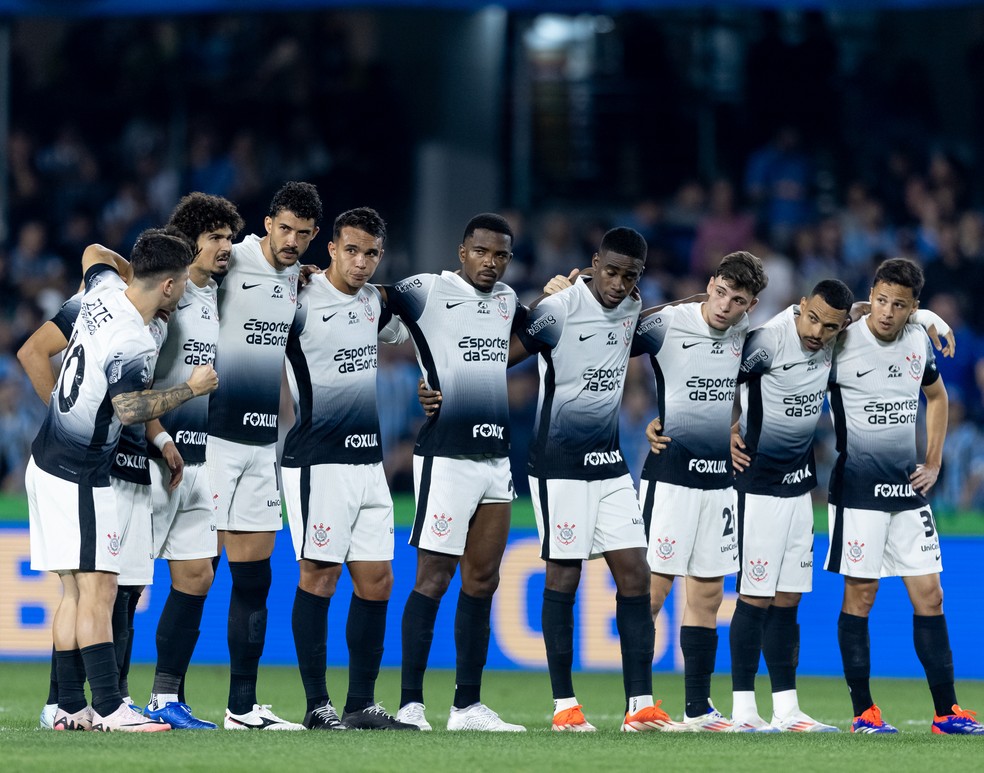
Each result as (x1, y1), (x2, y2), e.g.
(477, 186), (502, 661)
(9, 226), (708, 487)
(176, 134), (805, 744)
(1, 10), (984, 512)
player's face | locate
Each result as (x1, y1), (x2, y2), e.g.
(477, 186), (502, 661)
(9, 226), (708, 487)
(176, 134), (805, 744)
(867, 280), (918, 341)
(590, 250), (644, 308)
(796, 294), (848, 352)
(327, 226), (384, 295)
(459, 228), (512, 292)
(264, 211), (319, 270)
(193, 226), (234, 278)
(702, 276), (757, 331)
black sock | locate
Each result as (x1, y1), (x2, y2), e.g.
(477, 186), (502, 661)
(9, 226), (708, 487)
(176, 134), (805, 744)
(111, 587), (132, 696)
(54, 649), (87, 714)
(838, 611), (872, 716)
(542, 589), (576, 700)
(227, 559), (272, 714)
(292, 586), (331, 711)
(81, 642), (122, 718)
(345, 595), (388, 714)
(763, 604), (799, 693)
(153, 587), (206, 699)
(913, 614), (957, 716)
(681, 625), (717, 718)
(47, 647), (59, 705)
(730, 600), (767, 692)
(616, 593), (655, 710)
(121, 586), (141, 697)
(453, 591), (492, 709)
(178, 674), (186, 704)
(400, 591), (440, 707)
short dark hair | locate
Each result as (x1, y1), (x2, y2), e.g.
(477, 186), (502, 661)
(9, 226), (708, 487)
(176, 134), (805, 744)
(715, 251), (768, 297)
(463, 213), (513, 244)
(130, 228), (194, 280)
(600, 227), (648, 264)
(269, 181), (323, 224)
(168, 193), (244, 248)
(333, 207), (387, 244)
(872, 257), (924, 299)
(810, 278), (854, 311)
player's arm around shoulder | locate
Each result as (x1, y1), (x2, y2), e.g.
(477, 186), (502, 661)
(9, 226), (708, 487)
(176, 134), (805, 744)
(82, 243), (132, 284)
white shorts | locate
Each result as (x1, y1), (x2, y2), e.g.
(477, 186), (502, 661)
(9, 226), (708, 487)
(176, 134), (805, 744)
(27, 456), (120, 574)
(735, 491), (814, 597)
(410, 455), (514, 557)
(151, 460), (218, 561)
(283, 463), (394, 563)
(640, 480), (738, 577)
(206, 436), (283, 533)
(824, 504), (943, 578)
(530, 474), (647, 560)
(112, 477), (154, 586)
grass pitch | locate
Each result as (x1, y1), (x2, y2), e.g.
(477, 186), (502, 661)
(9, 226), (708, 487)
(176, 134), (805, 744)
(1, 664), (981, 772)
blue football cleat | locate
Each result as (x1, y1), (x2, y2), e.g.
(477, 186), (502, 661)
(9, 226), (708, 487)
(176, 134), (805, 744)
(851, 705), (898, 734)
(145, 701), (217, 730)
(933, 706), (984, 735)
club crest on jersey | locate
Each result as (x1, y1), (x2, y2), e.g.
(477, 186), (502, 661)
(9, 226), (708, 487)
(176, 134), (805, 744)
(312, 523), (331, 548)
(431, 513), (452, 537)
(107, 532), (121, 557)
(555, 522), (577, 545)
(731, 333), (742, 357)
(846, 539), (865, 563)
(747, 558), (769, 582)
(360, 294), (375, 322)
(623, 318), (633, 346)
(288, 275), (297, 303)
(495, 294), (510, 320)
(654, 537), (676, 560)
(906, 352), (923, 380)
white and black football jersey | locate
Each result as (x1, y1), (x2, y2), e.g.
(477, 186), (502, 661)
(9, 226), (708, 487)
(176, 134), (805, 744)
(282, 275), (407, 466)
(634, 302), (749, 489)
(383, 271), (525, 457)
(208, 234), (299, 444)
(736, 305), (832, 497)
(519, 277), (639, 480)
(827, 318), (939, 511)
(150, 278), (218, 464)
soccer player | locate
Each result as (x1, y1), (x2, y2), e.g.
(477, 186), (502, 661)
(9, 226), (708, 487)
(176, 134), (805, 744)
(825, 257), (984, 735)
(728, 279), (855, 732)
(281, 207), (416, 731)
(142, 193), (244, 729)
(383, 213), (526, 732)
(26, 229), (217, 731)
(639, 250), (768, 731)
(518, 227), (682, 732)
(208, 181), (322, 731)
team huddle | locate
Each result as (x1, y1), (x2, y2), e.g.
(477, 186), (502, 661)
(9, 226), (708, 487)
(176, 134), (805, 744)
(20, 181), (984, 735)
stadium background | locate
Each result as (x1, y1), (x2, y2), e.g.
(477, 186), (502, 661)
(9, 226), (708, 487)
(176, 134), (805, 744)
(1, 0), (984, 679)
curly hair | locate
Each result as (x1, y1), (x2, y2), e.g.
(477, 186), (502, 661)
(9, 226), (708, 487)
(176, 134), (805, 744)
(269, 181), (323, 224)
(167, 193), (244, 247)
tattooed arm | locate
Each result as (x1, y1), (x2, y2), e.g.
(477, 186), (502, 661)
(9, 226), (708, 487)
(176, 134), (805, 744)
(112, 363), (218, 425)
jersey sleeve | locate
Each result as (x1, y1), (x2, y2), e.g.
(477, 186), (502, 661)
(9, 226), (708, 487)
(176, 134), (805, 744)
(51, 295), (82, 339)
(631, 305), (674, 357)
(106, 347), (154, 399)
(510, 303), (530, 336)
(382, 274), (432, 323)
(83, 263), (122, 293)
(737, 325), (779, 384)
(517, 295), (566, 353)
(920, 330), (940, 387)
(379, 313), (409, 345)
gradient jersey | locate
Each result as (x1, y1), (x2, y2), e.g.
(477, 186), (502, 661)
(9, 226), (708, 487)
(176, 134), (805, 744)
(209, 233), (299, 444)
(635, 302), (749, 489)
(282, 276), (407, 466)
(520, 278), (640, 480)
(32, 270), (158, 486)
(383, 271), (524, 457)
(827, 318), (939, 511)
(150, 278), (218, 464)
(736, 305), (833, 497)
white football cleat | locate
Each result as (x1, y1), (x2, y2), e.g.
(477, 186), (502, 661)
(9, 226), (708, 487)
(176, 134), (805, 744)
(395, 702), (433, 731)
(91, 703), (170, 732)
(731, 714), (780, 733)
(39, 703), (57, 730)
(773, 709), (840, 733)
(223, 704), (304, 731)
(52, 705), (92, 731)
(447, 702), (526, 732)
(682, 702), (734, 732)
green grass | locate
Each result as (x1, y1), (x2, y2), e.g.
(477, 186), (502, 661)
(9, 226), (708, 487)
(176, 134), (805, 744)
(1, 664), (982, 772)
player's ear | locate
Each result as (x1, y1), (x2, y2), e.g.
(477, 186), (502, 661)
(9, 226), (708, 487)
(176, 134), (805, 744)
(747, 297), (759, 313)
(264, 216), (274, 235)
(458, 244), (467, 264)
(591, 253), (600, 270)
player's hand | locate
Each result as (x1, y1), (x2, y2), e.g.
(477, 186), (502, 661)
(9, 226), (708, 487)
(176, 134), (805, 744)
(418, 377), (442, 417)
(849, 301), (870, 324)
(645, 417), (671, 454)
(927, 325), (956, 358)
(731, 430), (751, 472)
(187, 364), (219, 396)
(910, 464), (940, 496)
(162, 442), (184, 492)
(299, 263), (321, 286)
(543, 268), (580, 295)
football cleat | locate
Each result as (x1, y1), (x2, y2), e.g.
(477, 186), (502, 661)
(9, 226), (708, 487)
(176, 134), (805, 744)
(682, 703), (734, 732)
(396, 702), (432, 731)
(447, 703), (526, 732)
(91, 703), (170, 732)
(772, 709), (839, 733)
(52, 706), (93, 731)
(621, 700), (685, 732)
(932, 705), (984, 735)
(144, 701), (217, 730)
(342, 703), (420, 730)
(223, 704), (304, 731)
(851, 705), (898, 734)
(731, 714), (780, 733)
(303, 701), (347, 730)
(39, 703), (57, 730)
(552, 704), (596, 732)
